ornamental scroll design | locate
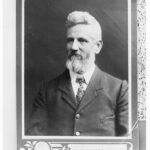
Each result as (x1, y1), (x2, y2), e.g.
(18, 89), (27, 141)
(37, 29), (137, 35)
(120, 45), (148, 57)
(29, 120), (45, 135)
(137, 0), (146, 120)
(20, 141), (70, 150)
(19, 141), (132, 150)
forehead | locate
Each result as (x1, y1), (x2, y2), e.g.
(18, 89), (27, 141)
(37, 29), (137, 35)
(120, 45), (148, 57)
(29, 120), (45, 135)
(66, 24), (96, 40)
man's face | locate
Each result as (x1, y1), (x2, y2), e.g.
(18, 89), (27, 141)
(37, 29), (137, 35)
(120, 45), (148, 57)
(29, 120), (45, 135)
(66, 24), (101, 74)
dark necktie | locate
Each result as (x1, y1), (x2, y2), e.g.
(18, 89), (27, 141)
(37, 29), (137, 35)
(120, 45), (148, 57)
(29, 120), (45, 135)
(76, 77), (86, 105)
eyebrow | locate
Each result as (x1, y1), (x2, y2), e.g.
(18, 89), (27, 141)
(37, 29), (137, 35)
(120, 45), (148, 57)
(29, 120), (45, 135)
(67, 37), (89, 42)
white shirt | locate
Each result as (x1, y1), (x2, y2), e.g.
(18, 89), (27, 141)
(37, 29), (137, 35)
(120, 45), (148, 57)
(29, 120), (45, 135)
(69, 64), (95, 97)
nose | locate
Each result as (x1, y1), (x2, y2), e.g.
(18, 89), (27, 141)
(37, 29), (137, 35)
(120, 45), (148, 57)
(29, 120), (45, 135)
(71, 39), (79, 51)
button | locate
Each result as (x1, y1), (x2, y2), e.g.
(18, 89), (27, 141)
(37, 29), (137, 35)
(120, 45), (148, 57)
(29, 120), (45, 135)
(76, 114), (80, 119)
(75, 131), (80, 136)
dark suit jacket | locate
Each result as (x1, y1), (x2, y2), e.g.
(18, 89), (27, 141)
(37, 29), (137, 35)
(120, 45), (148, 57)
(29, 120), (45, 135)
(27, 66), (128, 136)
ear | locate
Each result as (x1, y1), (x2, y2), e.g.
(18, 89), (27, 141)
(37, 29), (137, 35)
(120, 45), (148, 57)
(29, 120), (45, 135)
(95, 40), (103, 54)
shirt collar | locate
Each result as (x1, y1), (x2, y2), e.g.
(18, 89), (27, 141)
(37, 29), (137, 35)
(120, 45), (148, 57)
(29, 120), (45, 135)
(69, 64), (95, 85)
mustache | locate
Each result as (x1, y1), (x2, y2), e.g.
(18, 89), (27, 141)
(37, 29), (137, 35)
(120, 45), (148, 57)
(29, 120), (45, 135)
(68, 51), (83, 60)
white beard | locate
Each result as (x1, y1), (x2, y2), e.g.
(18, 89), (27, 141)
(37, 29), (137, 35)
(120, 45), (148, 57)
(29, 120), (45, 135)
(66, 53), (95, 74)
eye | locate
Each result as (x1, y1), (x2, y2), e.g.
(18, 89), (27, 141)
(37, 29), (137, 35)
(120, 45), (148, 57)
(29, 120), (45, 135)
(78, 38), (88, 44)
(67, 38), (74, 43)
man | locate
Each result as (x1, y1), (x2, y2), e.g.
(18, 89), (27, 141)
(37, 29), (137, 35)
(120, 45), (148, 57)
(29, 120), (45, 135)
(27, 11), (128, 136)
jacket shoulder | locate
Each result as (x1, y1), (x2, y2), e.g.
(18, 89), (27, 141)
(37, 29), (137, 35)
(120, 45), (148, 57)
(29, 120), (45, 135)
(99, 69), (128, 99)
(39, 70), (68, 91)
(100, 70), (127, 86)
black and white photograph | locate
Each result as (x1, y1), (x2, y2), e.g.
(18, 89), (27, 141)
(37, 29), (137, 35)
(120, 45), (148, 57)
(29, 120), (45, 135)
(12, 0), (147, 149)
(24, 0), (131, 137)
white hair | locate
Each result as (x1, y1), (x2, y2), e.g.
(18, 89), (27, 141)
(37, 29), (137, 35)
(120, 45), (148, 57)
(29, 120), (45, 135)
(66, 11), (102, 41)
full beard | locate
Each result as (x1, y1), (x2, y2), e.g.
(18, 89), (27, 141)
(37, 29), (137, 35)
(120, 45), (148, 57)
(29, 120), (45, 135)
(66, 53), (95, 74)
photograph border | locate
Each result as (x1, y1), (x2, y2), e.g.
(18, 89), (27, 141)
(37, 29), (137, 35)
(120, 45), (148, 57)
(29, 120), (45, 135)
(16, 0), (139, 144)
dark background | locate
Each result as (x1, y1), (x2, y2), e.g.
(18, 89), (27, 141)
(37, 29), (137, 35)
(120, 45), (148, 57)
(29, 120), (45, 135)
(25, 0), (131, 131)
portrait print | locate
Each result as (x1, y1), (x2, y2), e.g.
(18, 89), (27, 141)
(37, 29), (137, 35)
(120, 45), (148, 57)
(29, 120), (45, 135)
(17, 0), (140, 149)
(23, 0), (133, 137)
(12, 0), (149, 150)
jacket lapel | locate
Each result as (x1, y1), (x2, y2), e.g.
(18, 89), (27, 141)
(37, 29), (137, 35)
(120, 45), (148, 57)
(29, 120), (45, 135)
(77, 66), (104, 112)
(58, 70), (77, 110)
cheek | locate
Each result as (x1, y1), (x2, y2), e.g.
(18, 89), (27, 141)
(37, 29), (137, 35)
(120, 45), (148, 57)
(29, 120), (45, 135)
(83, 45), (93, 53)
(66, 44), (72, 55)
(84, 46), (96, 57)
(66, 43), (71, 50)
